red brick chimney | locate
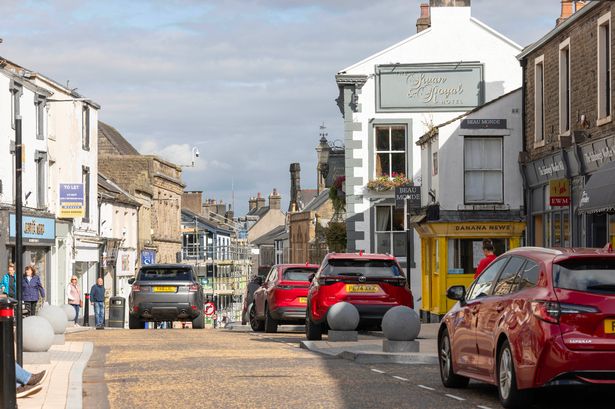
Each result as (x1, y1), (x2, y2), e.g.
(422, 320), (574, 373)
(416, 3), (431, 33)
(556, 1), (573, 26)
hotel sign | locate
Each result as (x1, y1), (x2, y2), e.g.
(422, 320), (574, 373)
(376, 63), (484, 112)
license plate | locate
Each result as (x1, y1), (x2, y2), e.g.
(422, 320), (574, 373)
(345, 284), (380, 293)
(605, 319), (615, 334)
(298, 297), (307, 304)
(153, 286), (176, 293)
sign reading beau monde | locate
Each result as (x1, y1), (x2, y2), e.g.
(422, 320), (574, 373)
(376, 63), (484, 112)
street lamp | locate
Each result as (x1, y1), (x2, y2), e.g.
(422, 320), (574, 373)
(181, 146), (200, 168)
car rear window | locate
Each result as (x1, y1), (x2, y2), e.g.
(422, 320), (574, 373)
(139, 268), (193, 281)
(283, 268), (318, 281)
(322, 259), (402, 277)
(553, 259), (615, 294)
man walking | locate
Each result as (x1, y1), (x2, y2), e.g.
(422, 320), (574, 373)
(90, 277), (106, 329)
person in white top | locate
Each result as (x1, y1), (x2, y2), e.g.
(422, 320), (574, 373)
(66, 275), (82, 325)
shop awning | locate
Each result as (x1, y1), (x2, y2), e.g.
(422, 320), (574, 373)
(579, 160), (615, 214)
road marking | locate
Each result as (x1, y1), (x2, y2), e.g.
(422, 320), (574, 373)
(445, 394), (465, 401)
(393, 376), (409, 381)
(477, 406), (493, 409)
(371, 368), (385, 374)
(417, 384), (435, 391)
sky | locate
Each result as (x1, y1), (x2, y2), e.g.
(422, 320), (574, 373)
(0, 0), (559, 215)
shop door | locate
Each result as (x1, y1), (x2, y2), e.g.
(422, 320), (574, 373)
(589, 214), (607, 247)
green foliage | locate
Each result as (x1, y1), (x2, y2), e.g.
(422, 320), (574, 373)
(323, 222), (347, 253)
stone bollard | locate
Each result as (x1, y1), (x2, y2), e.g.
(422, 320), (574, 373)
(23, 316), (55, 364)
(326, 302), (360, 342)
(61, 304), (76, 327)
(39, 305), (68, 345)
(382, 306), (421, 353)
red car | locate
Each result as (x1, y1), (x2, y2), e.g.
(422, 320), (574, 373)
(439, 246), (615, 409)
(305, 253), (414, 340)
(250, 264), (319, 333)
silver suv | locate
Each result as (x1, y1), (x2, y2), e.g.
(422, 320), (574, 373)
(128, 264), (204, 329)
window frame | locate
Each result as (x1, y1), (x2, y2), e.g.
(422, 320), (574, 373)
(35, 95), (46, 140)
(534, 55), (545, 146)
(82, 166), (90, 223)
(82, 105), (90, 150)
(466, 257), (509, 301)
(559, 38), (571, 136)
(35, 151), (47, 209)
(374, 124), (407, 178)
(463, 136), (504, 204)
(597, 12), (612, 126)
(374, 205), (406, 257)
(10, 82), (23, 131)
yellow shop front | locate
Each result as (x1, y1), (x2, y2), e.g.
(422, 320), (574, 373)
(414, 221), (525, 322)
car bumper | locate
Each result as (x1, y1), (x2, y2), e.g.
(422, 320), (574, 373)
(312, 302), (400, 324)
(271, 306), (306, 322)
(131, 302), (201, 321)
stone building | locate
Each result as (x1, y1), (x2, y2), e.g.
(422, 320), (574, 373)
(518, 0), (615, 248)
(98, 121), (184, 264)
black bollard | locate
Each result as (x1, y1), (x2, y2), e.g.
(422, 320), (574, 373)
(0, 297), (17, 409)
(83, 293), (90, 326)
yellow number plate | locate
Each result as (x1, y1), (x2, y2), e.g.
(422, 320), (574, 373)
(605, 319), (615, 334)
(298, 297), (307, 304)
(345, 284), (380, 293)
(153, 286), (176, 293)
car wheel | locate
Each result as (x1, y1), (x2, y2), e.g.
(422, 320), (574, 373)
(249, 304), (264, 332)
(438, 328), (469, 388)
(305, 307), (322, 341)
(192, 313), (205, 329)
(128, 315), (144, 330)
(264, 305), (278, 333)
(497, 340), (533, 408)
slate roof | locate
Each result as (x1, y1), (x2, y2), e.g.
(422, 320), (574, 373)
(298, 189), (318, 211)
(98, 173), (141, 207)
(251, 225), (287, 246)
(247, 206), (270, 218)
(181, 208), (231, 235)
(98, 121), (140, 155)
(303, 190), (330, 212)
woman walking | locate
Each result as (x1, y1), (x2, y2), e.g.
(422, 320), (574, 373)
(66, 275), (82, 326)
(23, 266), (45, 315)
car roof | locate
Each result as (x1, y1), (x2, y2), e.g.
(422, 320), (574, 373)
(139, 264), (193, 269)
(507, 246), (615, 263)
(276, 264), (319, 269)
(325, 252), (397, 261)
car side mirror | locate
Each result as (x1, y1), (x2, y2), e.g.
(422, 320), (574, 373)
(128, 278), (135, 285)
(447, 285), (466, 303)
(308, 273), (315, 283)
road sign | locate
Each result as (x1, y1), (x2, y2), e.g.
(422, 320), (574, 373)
(204, 302), (216, 317)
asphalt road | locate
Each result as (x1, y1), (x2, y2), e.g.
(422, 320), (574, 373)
(68, 327), (615, 409)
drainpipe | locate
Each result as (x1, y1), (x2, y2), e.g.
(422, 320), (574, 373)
(520, 58), (532, 245)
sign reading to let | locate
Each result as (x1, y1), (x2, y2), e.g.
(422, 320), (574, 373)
(59, 183), (85, 218)
(376, 63), (484, 112)
(549, 179), (570, 207)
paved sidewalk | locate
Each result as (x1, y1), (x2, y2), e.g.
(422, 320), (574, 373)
(19, 340), (94, 409)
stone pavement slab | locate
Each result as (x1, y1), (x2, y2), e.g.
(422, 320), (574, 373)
(18, 341), (94, 409)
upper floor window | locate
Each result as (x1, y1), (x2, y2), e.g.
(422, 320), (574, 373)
(534, 56), (545, 143)
(598, 13), (612, 123)
(559, 39), (571, 135)
(464, 137), (503, 203)
(35, 151), (47, 208)
(375, 205), (406, 257)
(82, 105), (90, 150)
(375, 125), (406, 178)
(82, 166), (90, 222)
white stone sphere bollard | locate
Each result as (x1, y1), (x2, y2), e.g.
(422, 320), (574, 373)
(382, 306), (421, 341)
(39, 305), (68, 334)
(23, 316), (54, 352)
(61, 304), (76, 321)
(327, 302), (360, 331)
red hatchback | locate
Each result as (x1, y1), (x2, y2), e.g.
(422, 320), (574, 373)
(439, 246), (615, 408)
(305, 253), (414, 340)
(251, 264), (319, 333)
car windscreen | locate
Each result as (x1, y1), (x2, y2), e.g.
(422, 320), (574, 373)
(283, 268), (318, 281)
(553, 259), (615, 294)
(322, 259), (402, 277)
(139, 268), (193, 281)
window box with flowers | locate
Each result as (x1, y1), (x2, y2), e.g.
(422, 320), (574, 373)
(366, 173), (412, 192)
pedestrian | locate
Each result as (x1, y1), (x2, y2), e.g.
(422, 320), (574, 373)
(15, 362), (46, 398)
(1, 262), (17, 298)
(23, 265), (45, 315)
(90, 277), (105, 328)
(474, 239), (497, 279)
(66, 275), (82, 326)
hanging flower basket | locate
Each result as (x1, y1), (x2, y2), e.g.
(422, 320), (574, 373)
(366, 173), (412, 192)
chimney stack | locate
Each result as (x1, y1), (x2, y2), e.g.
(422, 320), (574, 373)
(289, 163), (301, 212)
(269, 189), (281, 210)
(416, 3), (431, 33)
(256, 192), (266, 210)
(248, 197), (257, 212)
(557, 1), (573, 26)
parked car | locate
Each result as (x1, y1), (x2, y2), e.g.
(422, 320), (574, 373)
(439, 246), (615, 408)
(241, 275), (264, 326)
(128, 264), (205, 329)
(250, 264), (319, 333)
(305, 253), (414, 340)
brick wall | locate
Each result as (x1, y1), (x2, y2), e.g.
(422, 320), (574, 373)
(524, 2), (614, 161)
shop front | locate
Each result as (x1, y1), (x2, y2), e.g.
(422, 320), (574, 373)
(414, 220), (525, 322)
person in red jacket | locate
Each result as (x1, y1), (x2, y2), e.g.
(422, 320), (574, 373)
(474, 239), (496, 279)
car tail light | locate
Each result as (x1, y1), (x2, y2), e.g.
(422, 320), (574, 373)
(531, 300), (599, 324)
(318, 276), (343, 286)
(189, 284), (199, 292)
(132, 284), (141, 292)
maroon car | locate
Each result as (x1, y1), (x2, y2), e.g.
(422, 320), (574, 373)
(439, 246), (615, 408)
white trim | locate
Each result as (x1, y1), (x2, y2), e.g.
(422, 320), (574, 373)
(597, 12), (612, 121)
(534, 55), (545, 144)
(559, 38), (571, 137)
